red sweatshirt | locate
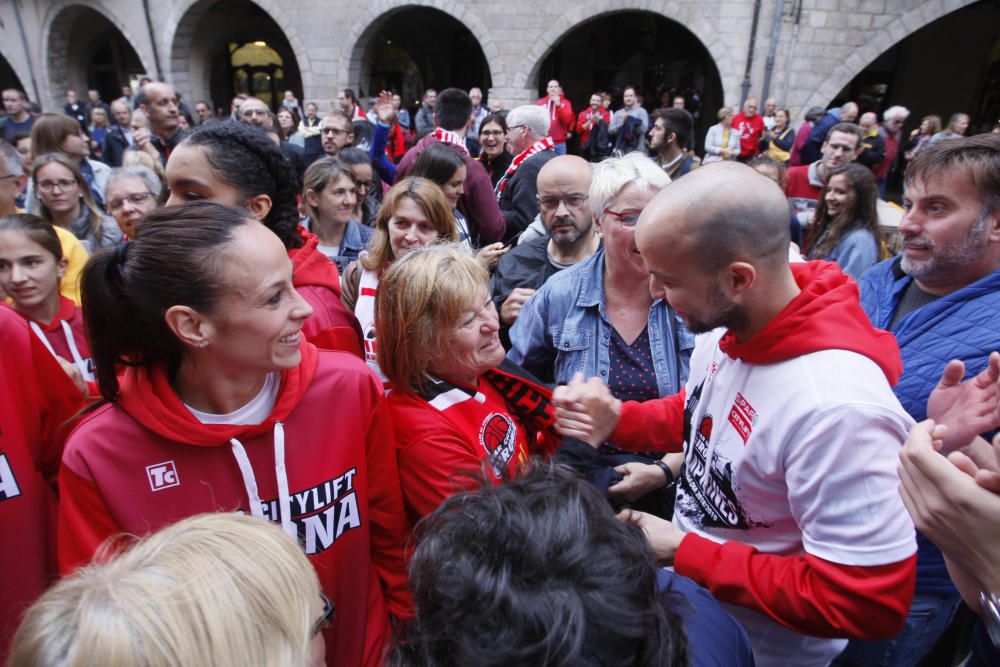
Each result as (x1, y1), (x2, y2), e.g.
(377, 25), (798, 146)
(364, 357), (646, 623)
(733, 111), (764, 159)
(58, 344), (412, 667)
(536, 96), (575, 144)
(290, 230), (364, 358)
(0, 308), (83, 662)
(611, 261), (915, 664)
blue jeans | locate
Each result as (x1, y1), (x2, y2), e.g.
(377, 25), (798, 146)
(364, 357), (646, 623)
(832, 593), (962, 666)
(553, 142), (567, 155)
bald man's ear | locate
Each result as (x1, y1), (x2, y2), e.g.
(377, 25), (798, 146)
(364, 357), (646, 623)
(720, 261), (757, 299)
(244, 193), (273, 221)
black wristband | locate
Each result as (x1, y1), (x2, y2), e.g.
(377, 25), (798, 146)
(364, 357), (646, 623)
(652, 460), (675, 488)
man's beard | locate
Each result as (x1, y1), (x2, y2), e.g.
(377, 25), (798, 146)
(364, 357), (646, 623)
(683, 284), (749, 335)
(901, 212), (989, 284)
(547, 218), (588, 248)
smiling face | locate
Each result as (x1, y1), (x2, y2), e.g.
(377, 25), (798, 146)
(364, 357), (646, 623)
(165, 143), (246, 208)
(197, 221), (313, 373)
(441, 164), (466, 208)
(0, 231), (64, 316)
(427, 285), (503, 384)
(596, 183), (660, 279)
(821, 130), (861, 172)
(823, 173), (855, 219)
(479, 120), (506, 159)
(387, 196), (440, 260)
(307, 174), (356, 226)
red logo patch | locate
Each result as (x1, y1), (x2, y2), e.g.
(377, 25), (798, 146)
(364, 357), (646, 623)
(727, 392), (756, 445)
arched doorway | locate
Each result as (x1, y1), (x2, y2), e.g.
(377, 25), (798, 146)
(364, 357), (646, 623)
(47, 6), (145, 104)
(171, 0), (302, 111)
(832, 0), (999, 134)
(0, 54), (25, 94)
(355, 7), (492, 111)
(537, 11), (724, 147)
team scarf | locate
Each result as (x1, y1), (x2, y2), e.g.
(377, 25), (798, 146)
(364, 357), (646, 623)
(494, 137), (556, 197)
(432, 127), (470, 155)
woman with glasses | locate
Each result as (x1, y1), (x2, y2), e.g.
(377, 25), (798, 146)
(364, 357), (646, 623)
(508, 153), (693, 517)
(29, 113), (111, 211)
(476, 113), (512, 189)
(32, 153), (120, 253)
(56, 203), (411, 667)
(103, 165), (161, 239)
(336, 147), (381, 227)
(13, 513), (336, 667)
(302, 157), (373, 273)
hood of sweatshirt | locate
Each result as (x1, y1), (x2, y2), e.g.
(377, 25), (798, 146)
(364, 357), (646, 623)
(290, 228), (342, 296)
(116, 340), (319, 446)
(719, 261), (901, 385)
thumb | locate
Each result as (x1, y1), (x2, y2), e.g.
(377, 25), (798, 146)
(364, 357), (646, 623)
(569, 372), (585, 386)
(938, 359), (966, 388)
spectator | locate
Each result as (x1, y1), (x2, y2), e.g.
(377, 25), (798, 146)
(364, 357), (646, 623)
(536, 79), (574, 155)
(789, 106), (825, 166)
(902, 114), (941, 162)
(31, 153), (120, 253)
(301, 157), (372, 273)
(319, 110), (354, 159)
(762, 97), (778, 130)
(85, 89), (110, 119)
(649, 108), (700, 179)
(806, 163), (884, 279)
(732, 97), (764, 162)
(2, 89), (35, 145)
(467, 87), (489, 154)
(801, 101), (859, 164)
(336, 146), (382, 228)
(760, 108), (794, 163)
(102, 100), (134, 167)
(874, 105), (910, 196)
(926, 112), (971, 148)
(392, 93), (411, 132)
(103, 165), (161, 239)
(785, 121), (863, 222)
(576, 92), (612, 162)
(476, 113), (512, 188)
(193, 99), (214, 125)
(135, 82), (188, 165)
(31, 113), (113, 211)
(338, 88), (372, 150)
(749, 154), (803, 248)
(703, 106), (740, 164)
(414, 88), (437, 138)
(281, 88), (301, 114)
(86, 107), (109, 160)
(497, 105), (555, 242)
(62, 89), (87, 128)
(277, 107), (304, 147)
(609, 86), (649, 154)
(856, 111), (887, 171)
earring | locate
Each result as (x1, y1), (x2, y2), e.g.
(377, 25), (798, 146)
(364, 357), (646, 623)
(198, 340), (209, 348)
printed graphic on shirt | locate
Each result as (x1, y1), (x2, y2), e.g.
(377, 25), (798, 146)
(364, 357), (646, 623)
(363, 324), (377, 366)
(727, 392), (756, 445)
(258, 468), (361, 555)
(480, 412), (517, 477)
(146, 460), (180, 492)
(0, 452), (22, 501)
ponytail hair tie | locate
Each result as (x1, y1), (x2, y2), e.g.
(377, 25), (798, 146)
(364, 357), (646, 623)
(113, 241), (131, 278)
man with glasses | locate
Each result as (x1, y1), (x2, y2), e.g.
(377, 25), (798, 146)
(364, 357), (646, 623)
(103, 165), (161, 239)
(491, 155), (598, 344)
(320, 111), (354, 158)
(497, 105), (556, 243)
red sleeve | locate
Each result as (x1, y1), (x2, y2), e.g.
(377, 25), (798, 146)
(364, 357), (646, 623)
(363, 394), (414, 619)
(675, 533), (916, 639)
(575, 110), (589, 134)
(557, 101), (574, 129)
(57, 465), (123, 574)
(609, 388), (686, 452)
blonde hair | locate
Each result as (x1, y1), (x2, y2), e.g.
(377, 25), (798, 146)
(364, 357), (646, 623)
(10, 513), (320, 667)
(376, 244), (488, 392)
(361, 177), (457, 271)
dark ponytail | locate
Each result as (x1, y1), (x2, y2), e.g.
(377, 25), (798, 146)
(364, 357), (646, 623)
(180, 122), (303, 249)
(82, 202), (252, 401)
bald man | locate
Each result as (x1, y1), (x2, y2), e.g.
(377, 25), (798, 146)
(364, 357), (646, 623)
(553, 161), (918, 666)
(856, 111), (886, 170)
(491, 156), (598, 340)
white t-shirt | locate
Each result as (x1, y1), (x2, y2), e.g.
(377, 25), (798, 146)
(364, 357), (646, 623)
(185, 372), (280, 425)
(674, 329), (916, 667)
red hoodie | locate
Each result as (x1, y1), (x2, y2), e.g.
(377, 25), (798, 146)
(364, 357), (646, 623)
(5, 297), (96, 396)
(612, 261), (914, 647)
(290, 230), (364, 358)
(58, 344), (411, 667)
(0, 308), (83, 662)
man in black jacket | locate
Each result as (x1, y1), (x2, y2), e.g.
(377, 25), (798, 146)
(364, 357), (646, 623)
(102, 99), (134, 167)
(498, 105), (557, 243)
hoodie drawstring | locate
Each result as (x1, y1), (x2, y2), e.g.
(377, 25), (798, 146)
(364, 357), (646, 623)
(29, 320), (95, 382)
(229, 422), (296, 540)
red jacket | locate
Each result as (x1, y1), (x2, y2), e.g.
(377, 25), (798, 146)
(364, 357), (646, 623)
(575, 107), (611, 147)
(7, 297), (97, 396)
(0, 308), (83, 662)
(58, 343), (412, 667)
(388, 363), (559, 522)
(398, 134), (506, 243)
(733, 112), (765, 158)
(536, 96), (575, 144)
(291, 230), (364, 358)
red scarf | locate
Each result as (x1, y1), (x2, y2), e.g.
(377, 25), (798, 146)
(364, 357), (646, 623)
(494, 137), (555, 197)
(432, 128), (470, 155)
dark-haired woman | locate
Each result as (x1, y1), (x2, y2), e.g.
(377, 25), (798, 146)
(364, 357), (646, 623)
(58, 202), (412, 667)
(807, 163), (884, 280)
(476, 114), (512, 189)
(164, 121), (363, 357)
(337, 147), (381, 227)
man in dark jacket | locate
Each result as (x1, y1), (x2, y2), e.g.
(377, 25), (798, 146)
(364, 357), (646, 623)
(102, 99), (134, 167)
(491, 155), (599, 346)
(497, 105), (556, 243)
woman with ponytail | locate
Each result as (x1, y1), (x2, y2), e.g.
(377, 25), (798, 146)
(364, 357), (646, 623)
(164, 121), (363, 357)
(58, 202), (411, 667)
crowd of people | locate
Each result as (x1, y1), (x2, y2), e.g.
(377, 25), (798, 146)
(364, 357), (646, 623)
(1, 74), (1000, 667)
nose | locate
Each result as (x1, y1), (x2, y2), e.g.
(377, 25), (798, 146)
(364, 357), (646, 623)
(482, 302), (500, 332)
(290, 287), (314, 320)
(10, 262), (27, 283)
(898, 206), (921, 236)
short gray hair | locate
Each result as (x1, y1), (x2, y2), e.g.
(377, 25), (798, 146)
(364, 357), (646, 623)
(883, 106), (910, 122)
(105, 165), (162, 200)
(0, 140), (23, 178)
(506, 105), (550, 139)
(589, 152), (670, 219)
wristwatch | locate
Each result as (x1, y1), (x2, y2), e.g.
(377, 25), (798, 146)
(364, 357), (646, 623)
(651, 460), (675, 488)
(980, 591), (1000, 648)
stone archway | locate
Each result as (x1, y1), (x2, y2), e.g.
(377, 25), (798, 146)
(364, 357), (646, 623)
(0, 50), (27, 95)
(168, 0), (308, 111)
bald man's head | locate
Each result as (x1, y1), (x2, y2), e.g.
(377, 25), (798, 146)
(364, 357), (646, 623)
(537, 155), (594, 245)
(537, 155), (591, 191)
(636, 161), (790, 273)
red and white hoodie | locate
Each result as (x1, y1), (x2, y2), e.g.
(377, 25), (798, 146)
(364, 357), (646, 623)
(290, 229), (365, 359)
(0, 308), (83, 663)
(6, 297), (94, 388)
(59, 343), (412, 667)
(611, 261), (917, 667)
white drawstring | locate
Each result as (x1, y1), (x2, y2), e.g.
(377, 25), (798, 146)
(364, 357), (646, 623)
(230, 423), (295, 540)
(29, 319), (95, 382)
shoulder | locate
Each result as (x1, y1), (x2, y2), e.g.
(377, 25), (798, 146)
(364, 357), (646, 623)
(533, 251), (599, 299)
(64, 402), (139, 467)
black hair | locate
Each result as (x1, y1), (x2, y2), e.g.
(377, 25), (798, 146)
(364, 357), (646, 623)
(335, 147), (371, 168)
(0, 213), (62, 262)
(809, 162), (884, 260)
(479, 113), (508, 135)
(179, 122), (303, 249)
(81, 202), (252, 401)
(409, 142), (466, 186)
(393, 463), (689, 667)
(651, 108), (694, 150)
(342, 88), (357, 105)
(433, 88), (473, 132)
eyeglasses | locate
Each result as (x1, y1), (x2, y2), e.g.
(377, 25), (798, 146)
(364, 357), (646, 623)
(480, 129), (505, 138)
(602, 207), (641, 228)
(321, 127), (349, 136)
(507, 124), (525, 133)
(312, 592), (335, 637)
(37, 179), (77, 193)
(355, 181), (376, 193)
(108, 191), (154, 212)
(538, 194), (588, 212)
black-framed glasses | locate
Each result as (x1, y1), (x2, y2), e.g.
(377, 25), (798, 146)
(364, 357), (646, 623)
(312, 592), (335, 637)
(37, 179), (77, 192)
(321, 127), (349, 136)
(538, 193), (588, 212)
(602, 207), (641, 228)
(108, 191), (154, 212)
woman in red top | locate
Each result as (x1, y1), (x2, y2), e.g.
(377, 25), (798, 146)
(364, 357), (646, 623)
(59, 202), (411, 667)
(0, 214), (93, 388)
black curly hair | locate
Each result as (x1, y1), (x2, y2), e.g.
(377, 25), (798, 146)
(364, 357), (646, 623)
(179, 122), (303, 249)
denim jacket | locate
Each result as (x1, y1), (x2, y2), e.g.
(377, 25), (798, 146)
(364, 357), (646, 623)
(507, 248), (694, 395)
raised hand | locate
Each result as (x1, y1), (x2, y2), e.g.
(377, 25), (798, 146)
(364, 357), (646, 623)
(926, 352), (1000, 454)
